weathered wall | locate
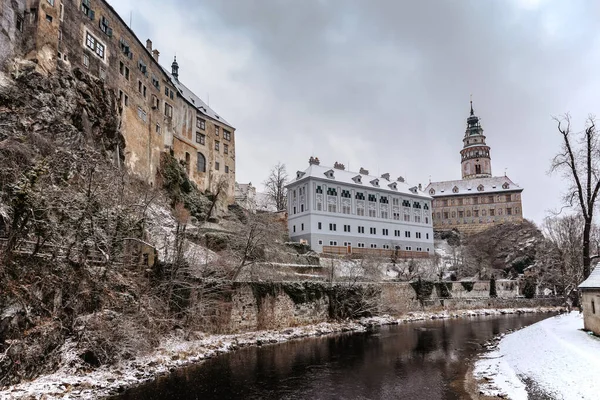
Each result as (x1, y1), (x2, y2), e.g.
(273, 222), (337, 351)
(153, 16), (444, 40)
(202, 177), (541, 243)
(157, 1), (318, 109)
(0, 0), (26, 68)
(226, 281), (556, 333)
(4, 0), (237, 201)
(431, 191), (524, 233)
(581, 290), (600, 335)
(229, 284), (330, 332)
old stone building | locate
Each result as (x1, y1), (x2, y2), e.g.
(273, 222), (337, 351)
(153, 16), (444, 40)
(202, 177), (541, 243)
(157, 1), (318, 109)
(579, 266), (600, 336)
(0, 0), (236, 201)
(425, 102), (524, 233)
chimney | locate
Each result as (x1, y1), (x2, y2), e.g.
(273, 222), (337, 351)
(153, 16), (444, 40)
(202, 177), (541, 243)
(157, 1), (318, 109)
(359, 167), (369, 175)
(418, 183), (423, 191)
(146, 39), (153, 52)
(309, 156), (320, 166)
(152, 49), (160, 62)
(333, 162), (345, 170)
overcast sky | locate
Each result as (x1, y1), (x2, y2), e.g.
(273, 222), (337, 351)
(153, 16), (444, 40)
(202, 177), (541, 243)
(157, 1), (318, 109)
(109, 0), (600, 225)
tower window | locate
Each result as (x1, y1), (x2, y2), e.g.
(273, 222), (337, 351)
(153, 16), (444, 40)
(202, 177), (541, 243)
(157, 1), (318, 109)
(475, 164), (482, 174)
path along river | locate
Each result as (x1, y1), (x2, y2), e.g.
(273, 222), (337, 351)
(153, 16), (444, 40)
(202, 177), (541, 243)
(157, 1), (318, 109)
(115, 313), (552, 400)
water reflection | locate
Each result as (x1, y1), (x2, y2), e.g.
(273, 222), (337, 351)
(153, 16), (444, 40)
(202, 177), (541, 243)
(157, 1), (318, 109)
(115, 314), (551, 400)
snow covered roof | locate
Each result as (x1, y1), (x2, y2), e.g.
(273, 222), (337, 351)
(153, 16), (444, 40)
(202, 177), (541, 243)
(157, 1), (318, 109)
(425, 176), (523, 197)
(162, 68), (234, 129)
(288, 163), (431, 199)
(579, 266), (600, 289)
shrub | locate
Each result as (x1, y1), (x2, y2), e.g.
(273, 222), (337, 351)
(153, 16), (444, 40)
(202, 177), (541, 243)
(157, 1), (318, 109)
(489, 275), (497, 298)
(523, 276), (536, 299)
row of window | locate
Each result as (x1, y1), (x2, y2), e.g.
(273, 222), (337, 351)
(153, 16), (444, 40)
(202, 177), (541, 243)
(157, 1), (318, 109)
(310, 186), (429, 210)
(436, 194), (515, 207)
(306, 203), (429, 224)
(294, 222), (432, 239)
(317, 240), (428, 252)
(191, 152), (230, 174)
(195, 133), (230, 155)
(435, 207), (520, 219)
(196, 118), (232, 141)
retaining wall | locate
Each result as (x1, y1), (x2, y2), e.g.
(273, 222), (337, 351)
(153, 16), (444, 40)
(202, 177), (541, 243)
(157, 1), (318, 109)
(226, 281), (559, 332)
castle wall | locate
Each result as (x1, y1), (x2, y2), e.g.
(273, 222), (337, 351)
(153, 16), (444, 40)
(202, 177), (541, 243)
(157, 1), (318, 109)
(4, 0), (236, 201)
(431, 191), (523, 233)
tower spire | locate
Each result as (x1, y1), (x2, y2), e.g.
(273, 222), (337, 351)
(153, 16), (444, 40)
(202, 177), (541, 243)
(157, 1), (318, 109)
(470, 94), (474, 116)
(171, 56), (179, 81)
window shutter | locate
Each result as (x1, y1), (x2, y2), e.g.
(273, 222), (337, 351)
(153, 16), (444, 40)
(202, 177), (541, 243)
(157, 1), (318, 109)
(89, 9), (95, 20)
(107, 27), (113, 37)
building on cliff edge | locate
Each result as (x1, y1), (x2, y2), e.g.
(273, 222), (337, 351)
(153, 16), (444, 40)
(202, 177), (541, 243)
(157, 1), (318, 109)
(425, 101), (524, 234)
(0, 0), (237, 202)
(286, 157), (434, 256)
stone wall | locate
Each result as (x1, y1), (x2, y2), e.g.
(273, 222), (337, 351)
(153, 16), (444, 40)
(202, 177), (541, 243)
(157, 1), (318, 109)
(225, 280), (557, 333)
(228, 283), (330, 332)
(581, 290), (600, 335)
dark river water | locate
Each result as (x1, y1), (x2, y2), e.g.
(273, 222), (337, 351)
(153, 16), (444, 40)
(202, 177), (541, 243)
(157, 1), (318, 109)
(115, 314), (552, 400)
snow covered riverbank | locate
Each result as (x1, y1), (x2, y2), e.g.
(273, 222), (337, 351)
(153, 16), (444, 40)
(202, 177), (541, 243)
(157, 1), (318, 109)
(1, 306), (562, 400)
(474, 311), (600, 399)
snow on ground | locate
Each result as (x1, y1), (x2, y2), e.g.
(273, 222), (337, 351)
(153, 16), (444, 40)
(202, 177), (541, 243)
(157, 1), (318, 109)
(1, 307), (561, 399)
(474, 311), (600, 400)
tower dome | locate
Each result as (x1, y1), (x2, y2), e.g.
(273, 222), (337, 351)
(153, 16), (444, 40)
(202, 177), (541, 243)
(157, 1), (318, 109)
(460, 100), (492, 179)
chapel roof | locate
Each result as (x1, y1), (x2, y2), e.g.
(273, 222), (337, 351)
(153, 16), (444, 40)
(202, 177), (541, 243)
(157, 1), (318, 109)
(579, 266), (600, 289)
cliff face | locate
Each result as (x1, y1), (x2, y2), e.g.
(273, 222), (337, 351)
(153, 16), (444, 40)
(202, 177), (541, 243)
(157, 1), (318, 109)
(0, 61), (144, 385)
(463, 220), (544, 278)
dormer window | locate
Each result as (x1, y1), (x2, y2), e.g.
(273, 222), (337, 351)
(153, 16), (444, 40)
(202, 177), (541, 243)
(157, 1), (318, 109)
(388, 182), (398, 191)
(296, 171), (306, 180)
(502, 182), (510, 189)
(324, 169), (335, 179)
(370, 179), (379, 187)
(429, 188), (435, 195)
(352, 175), (362, 184)
(477, 184), (484, 192)
(452, 186), (459, 193)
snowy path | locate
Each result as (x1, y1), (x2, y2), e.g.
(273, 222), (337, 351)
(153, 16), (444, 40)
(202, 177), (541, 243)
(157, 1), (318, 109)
(474, 312), (600, 399)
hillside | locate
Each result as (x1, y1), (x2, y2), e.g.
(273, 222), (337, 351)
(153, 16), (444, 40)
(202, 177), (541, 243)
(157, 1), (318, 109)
(434, 220), (544, 280)
(0, 60), (296, 387)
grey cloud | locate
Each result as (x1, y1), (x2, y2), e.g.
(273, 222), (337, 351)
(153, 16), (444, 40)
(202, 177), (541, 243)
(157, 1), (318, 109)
(110, 0), (600, 224)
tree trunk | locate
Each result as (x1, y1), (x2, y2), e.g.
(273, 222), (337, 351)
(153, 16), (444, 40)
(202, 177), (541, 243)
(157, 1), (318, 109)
(583, 220), (592, 279)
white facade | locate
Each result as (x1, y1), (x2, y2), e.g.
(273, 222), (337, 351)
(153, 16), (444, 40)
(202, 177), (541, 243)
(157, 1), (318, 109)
(286, 161), (434, 254)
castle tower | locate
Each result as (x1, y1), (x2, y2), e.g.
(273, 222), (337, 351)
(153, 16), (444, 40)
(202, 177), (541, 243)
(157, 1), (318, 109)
(460, 100), (492, 179)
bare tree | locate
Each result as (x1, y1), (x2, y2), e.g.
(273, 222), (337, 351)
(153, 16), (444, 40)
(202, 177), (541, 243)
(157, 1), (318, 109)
(551, 114), (600, 279)
(205, 176), (228, 222)
(228, 212), (284, 281)
(539, 215), (600, 303)
(264, 162), (288, 211)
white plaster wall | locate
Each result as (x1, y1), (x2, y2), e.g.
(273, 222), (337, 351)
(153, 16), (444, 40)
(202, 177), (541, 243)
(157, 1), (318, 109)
(288, 177), (434, 254)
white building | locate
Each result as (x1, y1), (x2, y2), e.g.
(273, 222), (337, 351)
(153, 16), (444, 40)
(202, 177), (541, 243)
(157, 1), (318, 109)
(286, 158), (434, 255)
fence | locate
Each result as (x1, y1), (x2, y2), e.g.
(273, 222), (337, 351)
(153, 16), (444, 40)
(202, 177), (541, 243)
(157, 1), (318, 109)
(0, 237), (156, 267)
(322, 245), (429, 259)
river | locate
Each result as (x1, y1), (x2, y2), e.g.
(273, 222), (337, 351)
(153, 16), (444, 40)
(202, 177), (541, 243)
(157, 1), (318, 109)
(115, 313), (552, 400)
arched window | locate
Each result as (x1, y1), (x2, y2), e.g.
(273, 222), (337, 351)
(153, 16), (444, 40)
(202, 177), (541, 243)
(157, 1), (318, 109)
(197, 152), (206, 172)
(475, 164), (482, 174)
